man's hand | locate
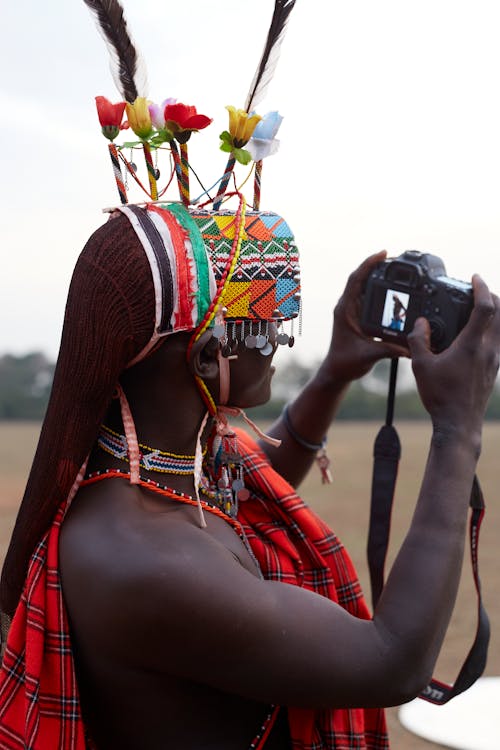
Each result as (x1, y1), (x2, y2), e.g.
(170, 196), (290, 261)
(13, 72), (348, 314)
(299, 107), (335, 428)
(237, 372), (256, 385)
(321, 251), (409, 386)
(408, 274), (500, 442)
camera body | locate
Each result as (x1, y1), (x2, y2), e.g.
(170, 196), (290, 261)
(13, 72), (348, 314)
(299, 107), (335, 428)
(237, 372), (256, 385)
(361, 250), (473, 352)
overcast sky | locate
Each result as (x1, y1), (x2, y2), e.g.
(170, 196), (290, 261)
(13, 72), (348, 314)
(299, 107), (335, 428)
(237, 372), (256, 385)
(2, 0), (500, 365)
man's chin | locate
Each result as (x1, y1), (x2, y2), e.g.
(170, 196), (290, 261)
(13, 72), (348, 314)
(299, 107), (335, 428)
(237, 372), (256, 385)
(229, 389), (272, 410)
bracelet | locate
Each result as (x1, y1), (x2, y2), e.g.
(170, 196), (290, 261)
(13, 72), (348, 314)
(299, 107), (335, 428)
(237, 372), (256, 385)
(282, 404), (327, 452)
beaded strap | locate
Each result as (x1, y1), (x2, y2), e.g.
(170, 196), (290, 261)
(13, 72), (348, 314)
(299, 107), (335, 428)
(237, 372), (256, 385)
(282, 404), (326, 452)
(282, 405), (332, 484)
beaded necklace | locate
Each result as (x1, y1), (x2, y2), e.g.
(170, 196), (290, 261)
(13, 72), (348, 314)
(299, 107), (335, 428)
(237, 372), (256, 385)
(97, 424), (203, 475)
(97, 424), (244, 520)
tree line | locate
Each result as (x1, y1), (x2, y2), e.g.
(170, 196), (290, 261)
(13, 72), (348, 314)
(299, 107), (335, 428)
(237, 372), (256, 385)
(2, 352), (500, 422)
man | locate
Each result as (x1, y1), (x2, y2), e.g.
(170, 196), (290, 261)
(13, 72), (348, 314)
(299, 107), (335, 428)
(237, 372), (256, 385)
(389, 293), (407, 331)
(1, 205), (499, 749)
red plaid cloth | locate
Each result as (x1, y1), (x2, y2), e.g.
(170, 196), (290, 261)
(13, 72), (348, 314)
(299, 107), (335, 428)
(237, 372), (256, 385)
(0, 504), (86, 749)
(0, 429), (388, 749)
(235, 429), (388, 750)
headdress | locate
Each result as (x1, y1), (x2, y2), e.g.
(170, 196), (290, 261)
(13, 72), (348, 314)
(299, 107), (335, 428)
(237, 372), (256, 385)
(0, 0), (300, 616)
(88, 0), (301, 414)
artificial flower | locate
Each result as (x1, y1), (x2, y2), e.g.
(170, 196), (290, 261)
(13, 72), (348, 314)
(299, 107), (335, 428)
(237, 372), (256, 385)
(95, 96), (127, 140)
(252, 110), (283, 141)
(219, 130), (252, 165)
(247, 110), (283, 161)
(226, 106), (262, 148)
(149, 98), (176, 130)
(164, 102), (212, 143)
(126, 97), (153, 140)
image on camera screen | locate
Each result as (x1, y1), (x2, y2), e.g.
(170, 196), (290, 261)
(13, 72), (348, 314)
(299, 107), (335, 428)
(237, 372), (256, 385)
(382, 289), (410, 332)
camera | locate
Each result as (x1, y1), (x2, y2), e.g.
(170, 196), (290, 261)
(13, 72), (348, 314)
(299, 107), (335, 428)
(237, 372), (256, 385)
(361, 250), (473, 352)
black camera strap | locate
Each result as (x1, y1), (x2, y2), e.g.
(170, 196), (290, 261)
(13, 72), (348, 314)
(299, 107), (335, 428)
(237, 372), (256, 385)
(367, 358), (490, 704)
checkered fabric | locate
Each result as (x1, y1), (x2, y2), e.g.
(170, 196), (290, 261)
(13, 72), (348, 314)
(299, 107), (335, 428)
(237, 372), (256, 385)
(190, 209), (301, 321)
(0, 429), (387, 750)
(234, 428), (389, 750)
(0, 504), (86, 749)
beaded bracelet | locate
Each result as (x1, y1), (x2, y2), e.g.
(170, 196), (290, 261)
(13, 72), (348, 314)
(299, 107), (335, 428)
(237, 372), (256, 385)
(282, 404), (327, 452)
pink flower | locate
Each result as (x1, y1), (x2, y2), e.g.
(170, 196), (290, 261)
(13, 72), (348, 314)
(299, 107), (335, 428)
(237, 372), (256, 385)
(149, 98), (176, 130)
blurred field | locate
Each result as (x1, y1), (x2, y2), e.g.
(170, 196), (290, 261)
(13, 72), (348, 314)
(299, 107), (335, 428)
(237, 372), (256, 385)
(1, 420), (499, 749)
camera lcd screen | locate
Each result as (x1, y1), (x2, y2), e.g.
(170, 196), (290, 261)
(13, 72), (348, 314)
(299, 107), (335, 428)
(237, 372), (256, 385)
(381, 289), (410, 332)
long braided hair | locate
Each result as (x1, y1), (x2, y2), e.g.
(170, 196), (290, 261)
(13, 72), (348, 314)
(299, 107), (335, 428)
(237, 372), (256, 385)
(0, 214), (155, 617)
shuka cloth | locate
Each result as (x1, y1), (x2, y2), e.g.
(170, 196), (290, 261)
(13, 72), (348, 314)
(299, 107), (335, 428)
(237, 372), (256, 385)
(0, 428), (388, 749)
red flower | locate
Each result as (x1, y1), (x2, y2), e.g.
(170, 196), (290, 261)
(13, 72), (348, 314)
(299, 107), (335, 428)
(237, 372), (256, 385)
(95, 96), (127, 140)
(164, 102), (212, 142)
(95, 96), (126, 127)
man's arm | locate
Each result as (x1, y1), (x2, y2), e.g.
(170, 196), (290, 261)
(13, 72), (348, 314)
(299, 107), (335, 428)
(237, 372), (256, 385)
(98, 278), (499, 710)
(115, 415), (490, 709)
(262, 251), (408, 487)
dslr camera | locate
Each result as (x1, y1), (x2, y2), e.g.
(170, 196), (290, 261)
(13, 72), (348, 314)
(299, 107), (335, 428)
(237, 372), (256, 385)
(361, 250), (473, 352)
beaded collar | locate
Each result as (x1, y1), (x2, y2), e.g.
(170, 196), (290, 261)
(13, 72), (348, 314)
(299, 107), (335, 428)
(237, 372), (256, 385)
(97, 424), (203, 475)
(96, 424), (246, 519)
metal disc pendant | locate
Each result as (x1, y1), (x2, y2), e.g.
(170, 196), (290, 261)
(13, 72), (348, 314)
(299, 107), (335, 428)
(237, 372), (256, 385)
(232, 479), (244, 492)
(277, 333), (289, 345)
(221, 344), (232, 357)
(237, 488), (250, 501)
(245, 334), (257, 349)
(212, 324), (225, 339)
(255, 334), (267, 349)
(288, 336), (295, 348)
(259, 342), (274, 356)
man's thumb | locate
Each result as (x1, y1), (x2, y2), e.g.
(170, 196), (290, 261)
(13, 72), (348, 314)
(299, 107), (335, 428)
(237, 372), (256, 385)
(407, 317), (431, 356)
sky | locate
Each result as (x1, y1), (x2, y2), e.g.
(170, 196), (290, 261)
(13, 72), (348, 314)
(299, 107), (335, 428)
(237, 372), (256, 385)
(2, 0), (500, 366)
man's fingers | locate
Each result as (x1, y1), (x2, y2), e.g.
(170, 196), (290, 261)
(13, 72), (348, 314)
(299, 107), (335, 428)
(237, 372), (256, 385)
(407, 317), (432, 359)
(381, 342), (411, 359)
(460, 275), (496, 343)
(345, 251), (387, 295)
(486, 293), (500, 341)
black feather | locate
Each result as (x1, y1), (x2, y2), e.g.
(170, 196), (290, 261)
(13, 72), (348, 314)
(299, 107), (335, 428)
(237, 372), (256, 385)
(83, 0), (147, 103)
(245, 0), (297, 113)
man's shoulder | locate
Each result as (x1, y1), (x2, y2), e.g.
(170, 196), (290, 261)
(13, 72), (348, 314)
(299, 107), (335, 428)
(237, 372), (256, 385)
(59, 483), (268, 665)
(60, 479), (251, 606)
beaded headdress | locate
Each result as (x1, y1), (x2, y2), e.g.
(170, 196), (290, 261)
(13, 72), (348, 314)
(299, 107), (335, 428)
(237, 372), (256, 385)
(85, 0), (301, 412)
(0, 0), (301, 619)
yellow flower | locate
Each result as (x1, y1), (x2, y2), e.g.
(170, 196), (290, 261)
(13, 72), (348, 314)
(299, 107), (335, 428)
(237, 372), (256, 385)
(226, 106), (262, 148)
(126, 97), (153, 140)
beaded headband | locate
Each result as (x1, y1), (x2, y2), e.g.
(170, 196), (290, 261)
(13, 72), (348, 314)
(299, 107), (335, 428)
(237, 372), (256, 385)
(84, 0), (301, 370)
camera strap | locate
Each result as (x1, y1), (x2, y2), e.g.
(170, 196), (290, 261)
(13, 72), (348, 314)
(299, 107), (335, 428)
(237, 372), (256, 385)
(367, 358), (490, 704)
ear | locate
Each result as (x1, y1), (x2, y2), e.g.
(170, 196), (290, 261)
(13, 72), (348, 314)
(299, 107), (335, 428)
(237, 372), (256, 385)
(188, 330), (220, 381)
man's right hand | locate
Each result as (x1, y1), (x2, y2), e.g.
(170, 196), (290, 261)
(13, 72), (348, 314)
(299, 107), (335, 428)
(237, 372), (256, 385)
(408, 274), (500, 445)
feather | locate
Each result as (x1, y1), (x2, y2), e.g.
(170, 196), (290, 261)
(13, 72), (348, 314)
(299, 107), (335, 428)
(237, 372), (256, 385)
(83, 0), (148, 103)
(244, 0), (297, 113)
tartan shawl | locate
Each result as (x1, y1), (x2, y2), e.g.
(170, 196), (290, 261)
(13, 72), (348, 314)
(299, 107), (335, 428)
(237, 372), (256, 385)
(0, 428), (388, 750)
(235, 429), (388, 750)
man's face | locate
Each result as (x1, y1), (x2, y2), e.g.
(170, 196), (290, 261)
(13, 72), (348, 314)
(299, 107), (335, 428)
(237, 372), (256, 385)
(226, 322), (278, 408)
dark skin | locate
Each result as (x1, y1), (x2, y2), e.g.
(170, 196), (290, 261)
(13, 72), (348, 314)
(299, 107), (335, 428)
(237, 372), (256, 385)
(59, 254), (500, 749)
(264, 251), (409, 485)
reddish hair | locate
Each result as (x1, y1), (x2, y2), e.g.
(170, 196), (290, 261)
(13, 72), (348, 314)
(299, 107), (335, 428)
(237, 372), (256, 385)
(1, 215), (155, 616)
